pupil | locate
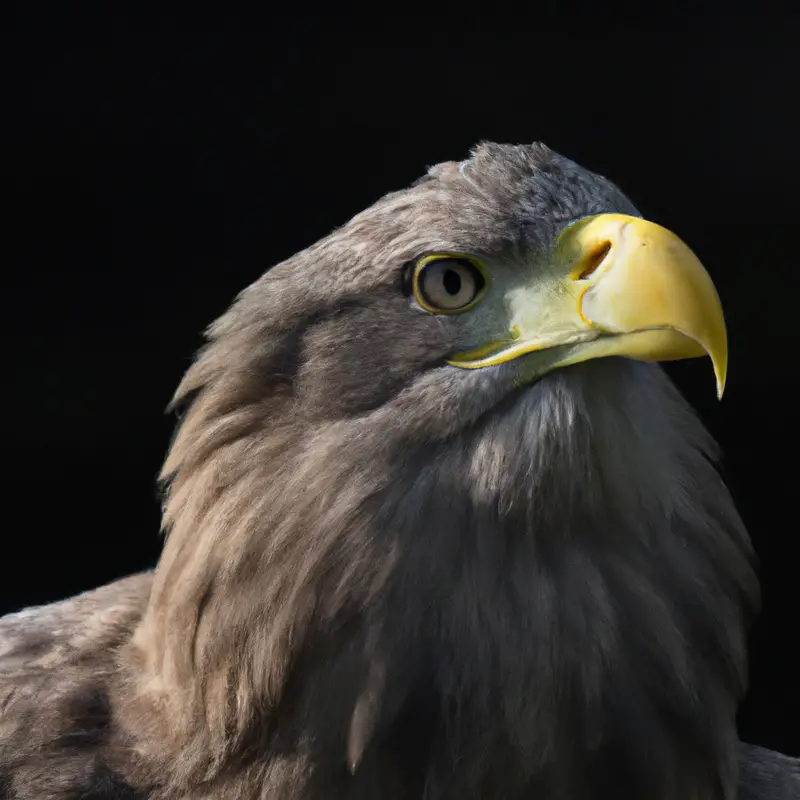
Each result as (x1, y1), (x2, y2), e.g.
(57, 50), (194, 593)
(443, 269), (462, 296)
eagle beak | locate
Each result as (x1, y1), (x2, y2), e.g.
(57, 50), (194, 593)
(448, 213), (728, 399)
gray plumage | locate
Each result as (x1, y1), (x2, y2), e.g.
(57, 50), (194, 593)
(0, 142), (797, 799)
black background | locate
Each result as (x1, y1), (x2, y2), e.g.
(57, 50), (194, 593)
(3, 7), (798, 757)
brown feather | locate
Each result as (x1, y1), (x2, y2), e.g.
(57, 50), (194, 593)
(1, 142), (795, 799)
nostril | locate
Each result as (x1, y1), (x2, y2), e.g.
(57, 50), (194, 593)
(577, 241), (611, 280)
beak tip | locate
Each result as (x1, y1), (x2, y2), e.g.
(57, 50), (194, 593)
(714, 363), (727, 401)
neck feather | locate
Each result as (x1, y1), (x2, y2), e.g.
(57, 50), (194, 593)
(125, 357), (758, 799)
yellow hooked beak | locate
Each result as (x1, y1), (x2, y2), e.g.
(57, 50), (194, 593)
(448, 213), (728, 399)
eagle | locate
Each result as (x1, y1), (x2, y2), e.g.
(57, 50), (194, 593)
(0, 142), (797, 800)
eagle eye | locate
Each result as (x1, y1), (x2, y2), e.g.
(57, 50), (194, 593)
(411, 255), (487, 314)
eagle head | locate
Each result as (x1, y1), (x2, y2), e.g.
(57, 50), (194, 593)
(126, 142), (758, 799)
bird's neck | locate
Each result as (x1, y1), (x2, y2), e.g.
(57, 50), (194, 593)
(124, 359), (758, 799)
